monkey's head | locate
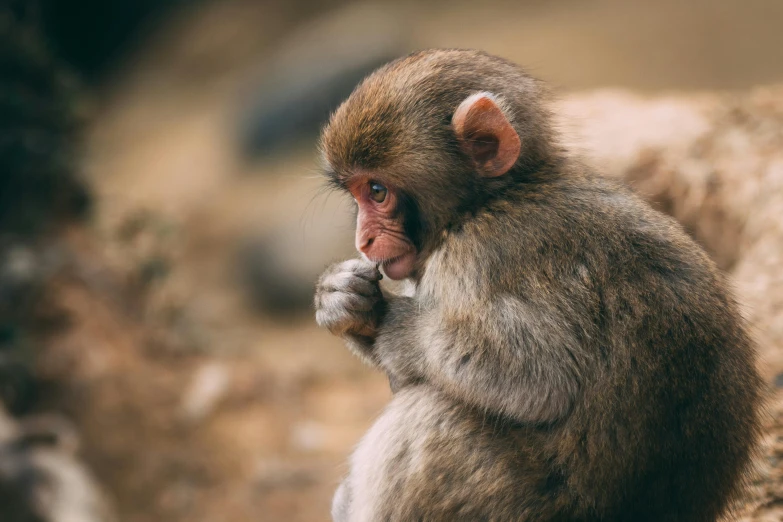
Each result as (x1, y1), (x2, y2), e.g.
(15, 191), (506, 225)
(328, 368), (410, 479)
(320, 49), (556, 280)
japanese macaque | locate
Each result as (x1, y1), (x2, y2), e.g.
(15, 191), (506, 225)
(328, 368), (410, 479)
(314, 49), (763, 521)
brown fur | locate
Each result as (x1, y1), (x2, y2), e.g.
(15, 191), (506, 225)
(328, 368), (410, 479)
(315, 49), (763, 521)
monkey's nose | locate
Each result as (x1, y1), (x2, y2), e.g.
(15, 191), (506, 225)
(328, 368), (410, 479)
(358, 236), (375, 253)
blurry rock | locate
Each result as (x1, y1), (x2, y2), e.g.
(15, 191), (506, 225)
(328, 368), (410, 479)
(0, 408), (116, 522)
(238, 2), (409, 158)
(238, 235), (315, 316)
(0, 245), (41, 317)
(237, 212), (354, 317)
(289, 420), (325, 452)
(180, 362), (230, 423)
(2, 247), (38, 285)
(0, 243), (57, 308)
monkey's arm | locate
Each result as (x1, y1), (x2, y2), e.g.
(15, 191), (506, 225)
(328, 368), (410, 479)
(375, 294), (587, 424)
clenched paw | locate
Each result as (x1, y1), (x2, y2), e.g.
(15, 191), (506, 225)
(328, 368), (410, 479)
(315, 259), (383, 336)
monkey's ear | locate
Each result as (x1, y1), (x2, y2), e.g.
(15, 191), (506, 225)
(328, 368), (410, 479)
(452, 92), (521, 177)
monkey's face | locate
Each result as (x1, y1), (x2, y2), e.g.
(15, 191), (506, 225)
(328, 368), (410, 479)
(347, 175), (417, 280)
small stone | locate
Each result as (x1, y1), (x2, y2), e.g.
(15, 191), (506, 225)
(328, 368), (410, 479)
(180, 363), (230, 422)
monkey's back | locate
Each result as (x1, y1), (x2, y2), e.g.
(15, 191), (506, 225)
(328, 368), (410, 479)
(494, 173), (763, 520)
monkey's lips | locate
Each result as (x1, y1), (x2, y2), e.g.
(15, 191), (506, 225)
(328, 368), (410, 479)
(378, 251), (417, 280)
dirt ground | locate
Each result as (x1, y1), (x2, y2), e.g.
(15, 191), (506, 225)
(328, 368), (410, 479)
(21, 1), (783, 521)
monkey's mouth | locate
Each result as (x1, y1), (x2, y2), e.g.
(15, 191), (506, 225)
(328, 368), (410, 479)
(380, 250), (417, 280)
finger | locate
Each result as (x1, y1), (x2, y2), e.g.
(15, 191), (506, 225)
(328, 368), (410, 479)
(315, 305), (350, 330)
(338, 292), (377, 312)
(341, 259), (382, 281)
(325, 272), (380, 296)
(319, 290), (377, 314)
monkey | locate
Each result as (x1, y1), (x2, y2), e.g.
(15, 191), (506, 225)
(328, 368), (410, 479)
(314, 49), (763, 522)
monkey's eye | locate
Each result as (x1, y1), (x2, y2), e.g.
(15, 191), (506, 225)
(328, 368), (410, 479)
(369, 183), (387, 203)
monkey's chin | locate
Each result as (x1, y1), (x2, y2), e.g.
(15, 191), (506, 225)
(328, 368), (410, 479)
(381, 251), (417, 280)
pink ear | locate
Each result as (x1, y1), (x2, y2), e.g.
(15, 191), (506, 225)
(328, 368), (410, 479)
(452, 92), (521, 177)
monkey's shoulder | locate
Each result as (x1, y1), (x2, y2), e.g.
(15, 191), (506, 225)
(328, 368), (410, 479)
(440, 175), (718, 293)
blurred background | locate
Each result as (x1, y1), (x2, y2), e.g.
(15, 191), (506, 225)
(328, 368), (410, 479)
(1, 1), (782, 521)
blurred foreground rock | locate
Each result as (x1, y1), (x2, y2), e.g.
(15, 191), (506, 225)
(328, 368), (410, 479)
(0, 7), (117, 522)
(0, 407), (116, 522)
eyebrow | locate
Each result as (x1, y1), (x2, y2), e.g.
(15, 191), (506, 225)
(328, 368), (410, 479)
(322, 168), (347, 191)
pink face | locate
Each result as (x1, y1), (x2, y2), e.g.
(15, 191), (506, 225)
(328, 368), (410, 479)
(348, 177), (417, 280)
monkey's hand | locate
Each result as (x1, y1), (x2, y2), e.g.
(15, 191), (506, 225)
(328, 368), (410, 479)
(315, 259), (384, 340)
